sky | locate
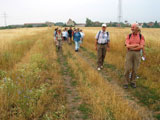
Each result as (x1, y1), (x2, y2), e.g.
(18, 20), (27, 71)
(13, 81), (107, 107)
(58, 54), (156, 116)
(0, 0), (160, 26)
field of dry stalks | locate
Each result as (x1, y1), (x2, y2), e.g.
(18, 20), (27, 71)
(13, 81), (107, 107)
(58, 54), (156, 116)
(0, 27), (159, 120)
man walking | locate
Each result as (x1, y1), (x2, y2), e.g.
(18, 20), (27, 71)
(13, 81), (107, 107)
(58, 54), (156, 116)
(124, 23), (145, 89)
(68, 27), (73, 44)
(95, 24), (110, 71)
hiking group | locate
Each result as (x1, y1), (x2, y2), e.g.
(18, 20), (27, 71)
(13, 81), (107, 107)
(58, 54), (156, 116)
(54, 27), (85, 52)
(54, 23), (145, 89)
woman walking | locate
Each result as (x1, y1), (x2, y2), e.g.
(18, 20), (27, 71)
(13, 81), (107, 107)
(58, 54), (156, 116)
(56, 29), (63, 51)
(73, 28), (81, 52)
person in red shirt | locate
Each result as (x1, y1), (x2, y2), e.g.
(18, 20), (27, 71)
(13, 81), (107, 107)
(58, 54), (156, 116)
(124, 23), (145, 89)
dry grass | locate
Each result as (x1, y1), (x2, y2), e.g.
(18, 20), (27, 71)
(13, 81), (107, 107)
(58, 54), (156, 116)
(0, 27), (48, 70)
(63, 44), (153, 120)
(0, 28), (67, 119)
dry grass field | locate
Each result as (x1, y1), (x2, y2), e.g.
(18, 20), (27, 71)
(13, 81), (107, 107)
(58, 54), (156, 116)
(0, 27), (159, 119)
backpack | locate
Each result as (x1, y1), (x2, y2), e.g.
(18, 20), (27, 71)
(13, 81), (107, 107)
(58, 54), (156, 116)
(97, 31), (109, 40)
(129, 33), (142, 40)
(125, 33), (142, 46)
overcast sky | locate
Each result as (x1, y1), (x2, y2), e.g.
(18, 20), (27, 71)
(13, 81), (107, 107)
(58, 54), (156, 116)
(0, 0), (160, 26)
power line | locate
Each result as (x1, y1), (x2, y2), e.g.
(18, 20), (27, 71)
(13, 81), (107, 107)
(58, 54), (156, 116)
(118, 0), (122, 24)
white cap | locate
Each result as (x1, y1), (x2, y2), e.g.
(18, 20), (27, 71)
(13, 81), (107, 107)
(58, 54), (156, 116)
(102, 23), (107, 27)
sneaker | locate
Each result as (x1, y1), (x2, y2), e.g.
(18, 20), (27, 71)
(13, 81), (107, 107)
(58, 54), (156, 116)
(101, 66), (103, 69)
(130, 83), (136, 88)
(123, 84), (128, 89)
(97, 68), (101, 71)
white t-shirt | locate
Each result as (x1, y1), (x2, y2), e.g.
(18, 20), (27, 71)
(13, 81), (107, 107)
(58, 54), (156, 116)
(62, 31), (68, 38)
(80, 32), (85, 38)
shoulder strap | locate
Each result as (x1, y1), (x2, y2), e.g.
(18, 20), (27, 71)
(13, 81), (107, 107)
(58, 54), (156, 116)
(97, 31), (101, 40)
(139, 34), (142, 40)
(129, 34), (132, 39)
(106, 32), (109, 36)
(129, 33), (142, 40)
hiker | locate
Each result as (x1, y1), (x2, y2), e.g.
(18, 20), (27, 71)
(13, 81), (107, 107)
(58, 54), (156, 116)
(56, 29), (63, 51)
(124, 23), (145, 89)
(80, 29), (85, 45)
(73, 28), (81, 52)
(54, 28), (58, 46)
(62, 28), (68, 41)
(95, 24), (110, 71)
(68, 27), (73, 44)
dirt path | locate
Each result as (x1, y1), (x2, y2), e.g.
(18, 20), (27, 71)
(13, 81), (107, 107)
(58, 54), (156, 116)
(78, 46), (160, 119)
(66, 44), (156, 119)
(57, 50), (86, 120)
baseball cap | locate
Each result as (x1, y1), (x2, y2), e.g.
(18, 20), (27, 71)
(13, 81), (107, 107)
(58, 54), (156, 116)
(102, 23), (107, 27)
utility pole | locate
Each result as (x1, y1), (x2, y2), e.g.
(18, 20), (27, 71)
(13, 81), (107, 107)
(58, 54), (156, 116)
(3, 12), (7, 26)
(118, 0), (122, 27)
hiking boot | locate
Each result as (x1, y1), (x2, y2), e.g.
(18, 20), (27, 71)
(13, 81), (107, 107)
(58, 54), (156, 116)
(130, 83), (136, 88)
(97, 67), (101, 71)
(123, 84), (129, 89)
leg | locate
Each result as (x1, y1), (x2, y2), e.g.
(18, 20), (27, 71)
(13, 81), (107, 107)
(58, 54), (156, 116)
(131, 52), (141, 84)
(77, 41), (80, 50)
(97, 45), (102, 68)
(124, 51), (133, 85)
(75, 41), (78, 50)
(102, 45), (107, 66)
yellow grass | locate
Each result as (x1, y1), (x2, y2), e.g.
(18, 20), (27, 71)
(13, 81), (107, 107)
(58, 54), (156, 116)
(0, 27), (48, 70)
(0, 28), (67, 119)
(63, 44), (153, 120)
(0, 26), (159, 119)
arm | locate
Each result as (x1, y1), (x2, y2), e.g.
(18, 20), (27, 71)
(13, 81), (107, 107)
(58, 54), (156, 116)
(129, 35), (145, 51)
(129, 45), (143, 50)
(95, 32), (99, 50)
(125, 35), (139, 49)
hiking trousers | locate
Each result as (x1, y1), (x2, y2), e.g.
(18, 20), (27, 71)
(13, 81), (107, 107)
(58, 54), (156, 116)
(57, 40), (62, 49)
(97, 44), (107, 68)
(124, 50), (141, 85)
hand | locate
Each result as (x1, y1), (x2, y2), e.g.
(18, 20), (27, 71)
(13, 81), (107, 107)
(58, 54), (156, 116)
(95, 46), (97, 51)
(107, 47), (110, 52)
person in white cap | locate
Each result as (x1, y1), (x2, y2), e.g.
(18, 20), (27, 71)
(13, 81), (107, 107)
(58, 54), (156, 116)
(95, 23), (110, 71)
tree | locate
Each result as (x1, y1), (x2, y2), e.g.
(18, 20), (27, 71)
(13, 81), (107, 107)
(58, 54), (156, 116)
(153, 21), (159, 28)
(85, 18), (93, 27)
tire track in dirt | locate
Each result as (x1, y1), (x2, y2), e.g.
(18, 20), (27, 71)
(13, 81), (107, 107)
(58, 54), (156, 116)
(67, 44), (155, 119)
(57, 49), (86, 120)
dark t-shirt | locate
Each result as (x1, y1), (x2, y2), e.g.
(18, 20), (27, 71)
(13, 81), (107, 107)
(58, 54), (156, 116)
(68, 29), (73, 37)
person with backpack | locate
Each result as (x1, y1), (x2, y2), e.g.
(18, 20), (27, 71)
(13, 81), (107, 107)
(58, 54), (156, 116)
(68, 27), (73, 44)
(124, 23), (145, 89)
(95, 24), (110, 71)
(56, 29), (63, 51)
(54, 28), (58, 47)
(73, 28), (81, 52)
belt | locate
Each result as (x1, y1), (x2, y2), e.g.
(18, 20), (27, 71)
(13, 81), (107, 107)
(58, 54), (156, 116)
(97, 43), (107, 45)
(128, 50), (140, 52)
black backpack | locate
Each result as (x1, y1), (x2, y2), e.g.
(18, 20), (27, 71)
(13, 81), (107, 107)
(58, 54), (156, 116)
(129, 33), (142, 40)
(125, 33), (142, 46)
(97, 31), (109, 40)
